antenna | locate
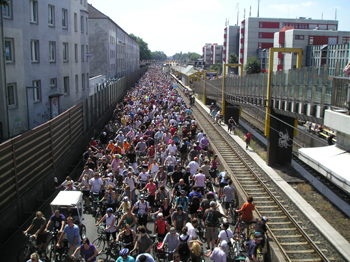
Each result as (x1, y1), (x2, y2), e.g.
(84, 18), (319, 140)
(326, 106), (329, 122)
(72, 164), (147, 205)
(249, 6), (251, 17)
(244, 8), (246, 19)
(335, 9), (337, 20)
(257, 0), (260, 17)
(321, 12), (323, 20)
(236, 3), (239, 25)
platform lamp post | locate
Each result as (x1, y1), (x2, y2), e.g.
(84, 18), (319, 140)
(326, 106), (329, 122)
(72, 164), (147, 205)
(221, 64), (243, 118)
(264, 48), (302, 138)
(203, 70), (219, 105)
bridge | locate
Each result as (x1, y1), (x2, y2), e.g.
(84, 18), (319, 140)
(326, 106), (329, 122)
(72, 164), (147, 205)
(171, 48), (350, 194)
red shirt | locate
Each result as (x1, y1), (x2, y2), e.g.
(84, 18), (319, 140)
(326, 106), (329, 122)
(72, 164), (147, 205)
(240, 202), (255, 222)
(155, 219), (168, 234)
(245, 133), (252, 141)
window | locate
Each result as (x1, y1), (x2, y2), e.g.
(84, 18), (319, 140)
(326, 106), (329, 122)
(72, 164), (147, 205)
(86, 17), (88, 34)
(342, 37), (350, 45)
(81, 45), (84, 62)
(74, 13), (77, 31)
(86, 45), (88, 62)
(258, 43), (262, 49)
(259, 22), (263, 28)
(32, 80), (41, 102)
(31, 40), (39, 62)
(49, 41), (56, 62)
(295, 35), (304, 40)
(259, 32), (262, 38)
(87, 73), (89, 90)
(74, 44), (78, 61)
(82, 73), (85, 90)
(3, 0), (12, 19)
(75, 75), (78, 92)
(63, 76), (69, 94)
(48, 5), (55, 26)
(309, 36), (314, 45)
(63, 42), (68, 61)
(50, 78), (57, 88)
(80, 16), (84, 33)
(5, 38), (14, 63)
(30, 0), (38, 23)
(7, 83), (17, 107)
(62, 9), (68, 28)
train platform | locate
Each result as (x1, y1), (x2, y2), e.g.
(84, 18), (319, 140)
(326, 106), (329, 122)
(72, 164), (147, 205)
(299, 145), (350, 194)
(172, 75), (350, 261)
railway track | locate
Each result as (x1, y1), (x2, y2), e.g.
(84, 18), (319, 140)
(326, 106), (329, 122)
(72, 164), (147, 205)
(176, 89), (343, 261)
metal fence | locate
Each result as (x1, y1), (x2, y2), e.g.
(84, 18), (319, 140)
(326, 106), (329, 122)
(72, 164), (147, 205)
(0, 67), (147, 213)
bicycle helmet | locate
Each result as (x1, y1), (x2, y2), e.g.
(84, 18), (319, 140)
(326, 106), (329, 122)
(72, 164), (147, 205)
(208, 191), (214, 195)
(262, 216), (269, 222)
(119, 248), (129, 256)
(123, 196), (129, 202)
(106, 208), (113, 213)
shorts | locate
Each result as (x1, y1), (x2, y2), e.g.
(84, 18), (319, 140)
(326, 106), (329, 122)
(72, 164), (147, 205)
(197, 187), (205, 194)
(36, 234), (47, 245)
(106, 231), (117, 241)
(224, 201), (231, 209)
(189, 205), (200, 214)
(82, 190), (90, 198)
(205, 226), (218, 241)
(148, 195), (155, 207)
(219, 183), (227, 189)
(180, 152), (187, 161)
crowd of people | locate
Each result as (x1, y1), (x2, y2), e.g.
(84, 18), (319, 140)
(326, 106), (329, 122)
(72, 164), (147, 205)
(23, 65), (266, 262)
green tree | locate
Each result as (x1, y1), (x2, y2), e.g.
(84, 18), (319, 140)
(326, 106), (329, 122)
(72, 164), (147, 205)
(210, 63), (222, 73)
(189, 53), (201, 62)
(0, 0), (9, 6)
(172, 52), (201, 62)
(244, 56), (261, 74)
(228, 53), (239, 64)
(130, 33), (152, 61)
(151, 51), (167, 61)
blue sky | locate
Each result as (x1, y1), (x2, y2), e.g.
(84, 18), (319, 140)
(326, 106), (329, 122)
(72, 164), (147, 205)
(88, 0), (349, 57)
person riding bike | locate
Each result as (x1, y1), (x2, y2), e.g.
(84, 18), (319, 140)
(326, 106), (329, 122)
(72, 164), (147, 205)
(116, 248), (135, 262)
(131, 195), (150, 227)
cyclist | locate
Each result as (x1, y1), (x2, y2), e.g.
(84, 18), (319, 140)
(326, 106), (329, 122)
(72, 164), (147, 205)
(116, 224), (137, 251)
(26, 253), (43, 262)
(154, 165), (167, 188)
(151, 198), (173, 224)
(217, 222), (234, 253)
(117, 207), (137, 231)
(132, 226), (153, 254)
(56, 216), (81, 259)
(131, 195), (150, 227)
(189, 240), (211, 262)
(140, 178), (157, 212)
(174, 190), (189, 212)
(123, 172), (137, 203)
(45, 210), (65, 234)
(210, 155), (220, 185)
(89, 172), (104, 198)
(71, 237), (98, 261)
(116, 248), (135, 262)
(200, 134), (209, 152)
(153, 213), (170, 240)
(194, 168), (206, 194)
(234, 196), (255, 238)
(228, 117), (237, 134)
(185, 218), (198, 240)
(188, 186), (202, 220)
(137, 167), (149, 189)
(172, 179), (189, 200)
(188, 157), (199, 177)
(171, 205), (187, 232)
(203, 201), (227, 250)
(217, 170), (229, 200)
(155, 185), (170, 204)
(171, 165), (184, 185)
(23, 211), (47, 257)
(164, 152), (177, 173)
(100, 184), (117, 211)
(210, 240), (227, 262)
(244, 233), (263, 262)
(135, 253), (155, 262)
(117, 196), (132, 214)
(160, 227), (180, 261)
(95, 207), (117, 249)
(255, 216), (268, 249)
(223, 179), (236, 216)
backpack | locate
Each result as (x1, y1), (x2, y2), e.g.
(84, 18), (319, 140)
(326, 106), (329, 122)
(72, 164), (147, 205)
(190, 192), (200, 209)
(180, 142), (187, 153)
(178, 235), (190, 256)
(205, 210), (217, 227)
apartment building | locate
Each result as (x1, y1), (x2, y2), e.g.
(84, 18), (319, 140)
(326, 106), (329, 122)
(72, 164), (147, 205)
(273, 28), (350, 71)
(202, 44), (212, 64)
(223, 25), (240, 63)
(240, 17), (338, 65)
(0, 0), (89, 139)
(88, 4), (139, 79)
(211, 44), (223, 64)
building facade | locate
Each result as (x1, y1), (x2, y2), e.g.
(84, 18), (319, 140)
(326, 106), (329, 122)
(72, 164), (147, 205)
(223, 25), (240, 63)
(0, 0), (89, 139)
(88, 4), (139, 79)
(202, 44), (211, 64)
(239, 17), (338, 66)
(274, 28), (350, 71)
(211, 44), (223, 64)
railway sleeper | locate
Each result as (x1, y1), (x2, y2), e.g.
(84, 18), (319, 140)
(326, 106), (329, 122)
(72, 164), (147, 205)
(286, 249), (328, 254)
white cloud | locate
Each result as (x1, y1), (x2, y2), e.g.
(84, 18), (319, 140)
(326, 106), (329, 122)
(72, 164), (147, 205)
(301, 1), (314, 7)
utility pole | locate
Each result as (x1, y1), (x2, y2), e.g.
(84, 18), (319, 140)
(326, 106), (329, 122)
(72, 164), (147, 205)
(236, 3), (239, 25)
(257, 0), (260, 17)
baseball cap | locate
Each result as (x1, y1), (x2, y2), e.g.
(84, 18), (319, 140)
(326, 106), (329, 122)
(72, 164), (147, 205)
(210, 201), (216, 207)
(102, 132), (106, 136)
(170, 227), (176, 233)
(158, 213), (163, 217)
(220, 240), (228, 247)
(177, 205), (183, 210)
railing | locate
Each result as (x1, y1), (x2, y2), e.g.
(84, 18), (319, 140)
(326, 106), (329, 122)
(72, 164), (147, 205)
(331, 76), (349, 110)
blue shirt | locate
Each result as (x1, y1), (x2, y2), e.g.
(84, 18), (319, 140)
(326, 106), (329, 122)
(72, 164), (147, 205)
(189, 191), (202, 201)
(136, 253), (155, 262)
(218, 172), (228, 184)
(245, 239), (258, 259)
(116, 255), (135, 262)
(175, 196), (189, 210)
(63, 224), (81, 246)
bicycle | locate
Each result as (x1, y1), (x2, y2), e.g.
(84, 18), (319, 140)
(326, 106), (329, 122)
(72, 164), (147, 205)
(195, 208), (206, 241)
(17, 233), (41, 262)
(107, 241), (133, 260)
(92, 226), (107, 255)
(227, 200), (238, 225)
(46, 229), (60, 262)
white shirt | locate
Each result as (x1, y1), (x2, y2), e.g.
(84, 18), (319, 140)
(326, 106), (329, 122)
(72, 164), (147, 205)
(165, 155), (177, 166)
(167, 144), (177, 154)
(186, 222), (196, 239)
(218, 229), (234, 243)
(188, 161), (199, 175)
(89, 178), (103, 192)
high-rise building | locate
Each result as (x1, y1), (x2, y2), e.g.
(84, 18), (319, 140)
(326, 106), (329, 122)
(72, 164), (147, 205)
(240, 17), (338, 65)
(0, 0), (89, 139)
(211, 44), (223, 64)
(88, 4), (139, 79)
(223, 25), (240, 63)
(202, 44), (212, 64)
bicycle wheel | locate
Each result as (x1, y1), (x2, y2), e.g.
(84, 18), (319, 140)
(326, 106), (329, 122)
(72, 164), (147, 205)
(46, 238), (57, 262)
(92, 237), (106, 254)
(17, 246), (31, 262)
(80, 224), (87, 239)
